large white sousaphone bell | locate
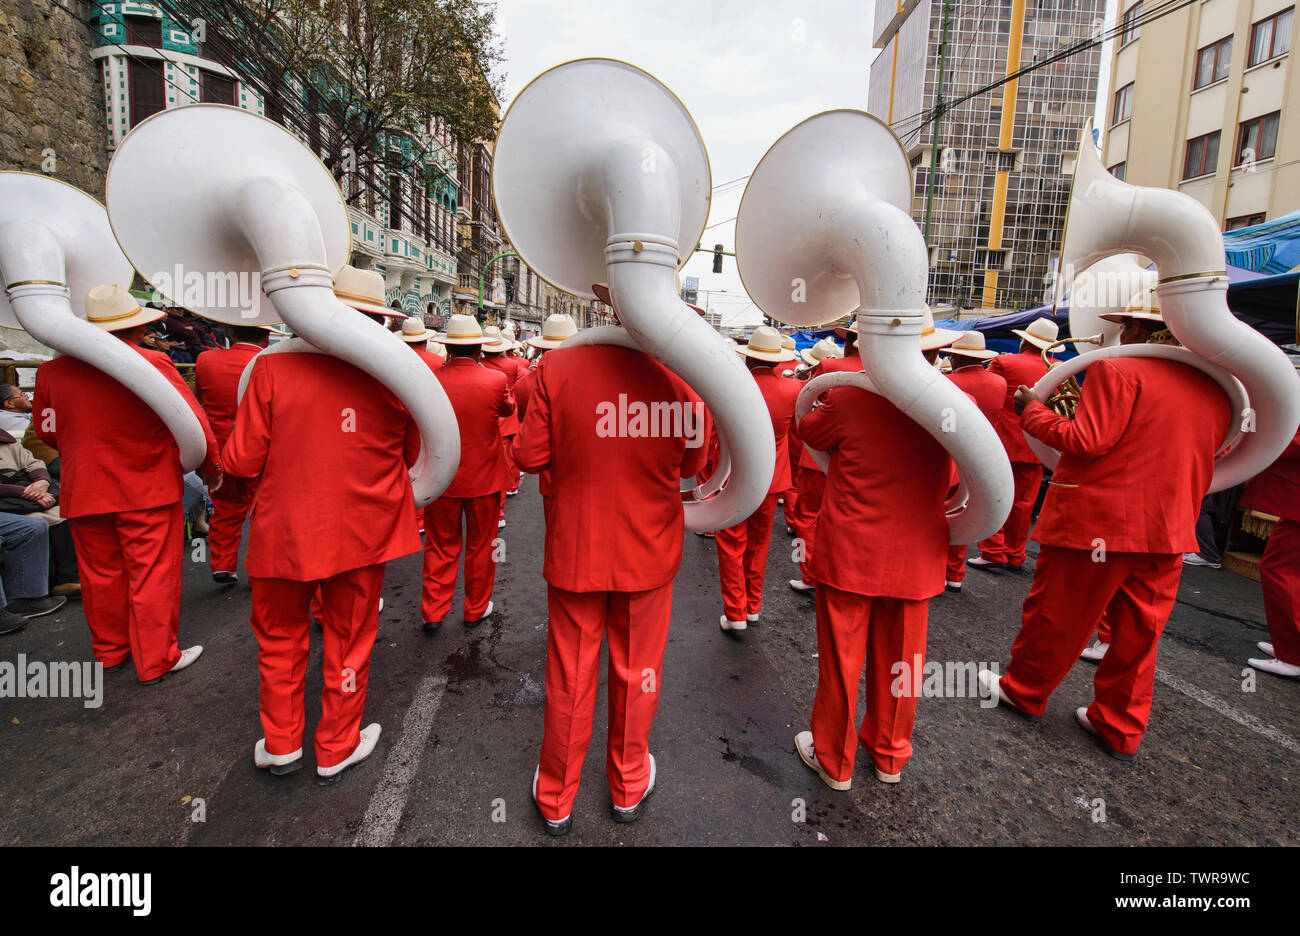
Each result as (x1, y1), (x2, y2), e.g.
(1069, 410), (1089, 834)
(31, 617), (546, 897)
(1029, 121), (1296, 488)
(0, 171), (208, 470)
(104, 104), (460, 506)
(736, 111), (1014, 545)
(492, 59), (775, 532)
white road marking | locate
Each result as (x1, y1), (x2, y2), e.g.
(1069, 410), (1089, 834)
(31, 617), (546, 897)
(352, 676), (447, 847)
(1155, 667), (1300, 756)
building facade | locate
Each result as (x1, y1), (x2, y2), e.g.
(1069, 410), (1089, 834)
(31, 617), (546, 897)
(869, 0), (1105, 311)
(1102, 0), (1298, 232)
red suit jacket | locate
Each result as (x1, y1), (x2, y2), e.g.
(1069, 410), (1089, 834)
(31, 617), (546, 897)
(799, 386), (953, 599)
(948, 363), (1007, 422)
(483, 352), (527, 437)
(752, 365), (801, 495)
(1020, 357), (1231, 554)
(512, 345), (707, 592)
(989, 349), (1055, 463)
(436, 357), (514, 498)
(797, 349), (862, 472)
(413, 347), (445, 373)
(34, 344), (219, 519)
(1242, 427), (1300, 523)
(195, 341), (263, 448)
(222, 353), (421, 580)
(514, 364), (539, 421)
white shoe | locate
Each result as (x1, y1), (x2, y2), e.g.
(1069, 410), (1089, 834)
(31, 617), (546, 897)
(1258, 641), (1275, 656)
(1079, 639), (1109, 662)
(1076, 706), (1136, 762)
(378, 597), (384, 615)
(506, 488), (519, 497)
(1247, 657), (1300, 679)
(746, 613), (760, 623)
(254, 738), (303, 775)
(720, 614), (747, 632)
(170, 645), (203, 673)
(977, 668), (1040, 721)
(498, 518), (506, 529)
(874, 766), (901, 784)
(1182, 552), (1221, 568)
(945, 580), (962, 593)
(612, 753), (656, 823)
(533, 765), (572, 836)
(317, 723), (381, 782)
(794, 730), (850, 791)
(467, 600), (494, 625)
(966, 556), (1002, 569)
(788, 578), (814, 594)
(694, 530), (715, 538)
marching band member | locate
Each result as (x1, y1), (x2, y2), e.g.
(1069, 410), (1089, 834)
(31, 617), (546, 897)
(717, 327), (800, 631)
(968, 317), (1059, 573)
(223, 304), (421, 782)
(940, 332), (1006, 593)
(793, 324), (958, 788)
(421, 315), (514, 632)
(513, 329), (707, 835)
(399, 316), (445, 371)
(34, 284), (220, 683)
(1243, 425), (1300, 679)
(516, 314), (577, 421)
(482, 325), (528, 517)
(979, 300), (1231, 761)
(195, 324), (271, 585)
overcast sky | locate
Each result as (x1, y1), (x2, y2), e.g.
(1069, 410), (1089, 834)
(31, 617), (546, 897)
(492, 0), (1118, 327)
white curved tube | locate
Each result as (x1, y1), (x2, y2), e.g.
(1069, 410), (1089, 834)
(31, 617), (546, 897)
(1027, 343), (1250, 483)
(0, 219), (207, 471)
(224, 178), (459, 507)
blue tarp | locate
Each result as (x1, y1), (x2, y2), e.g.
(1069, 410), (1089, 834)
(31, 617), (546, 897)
(1223, 210), (1300, 275)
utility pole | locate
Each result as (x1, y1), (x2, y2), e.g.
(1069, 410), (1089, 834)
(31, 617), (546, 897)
(478, 250), (516, 322)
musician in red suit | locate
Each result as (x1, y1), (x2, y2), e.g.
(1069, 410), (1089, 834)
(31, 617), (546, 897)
(516, 314), (577, 423)
(482, 325), (528, 522)
(940, 332), (1007, 592)
(969, 317), (1060, 572)
(421, 315), (514, 632)
(195, 324), (270, 584)
(513, 336), (707, 835)
(786, 324), (859, 595)
(34, 284), (220, 684)
(399, 316), (445, 371)
(792, 334), (956, 788)
(223, 318), (421, 782)
(1244, 425), (1300, 679)
(980, 305), (1231, 761)
(718, 327), (800, 631)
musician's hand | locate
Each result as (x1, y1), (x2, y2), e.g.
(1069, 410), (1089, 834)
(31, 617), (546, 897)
(1013, 385), (1035, 416)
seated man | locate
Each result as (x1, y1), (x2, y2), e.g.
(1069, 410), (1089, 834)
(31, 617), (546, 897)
(0, 427), (78, 595)
(0, 511), (67, 634)
(0, 383), (32, 435)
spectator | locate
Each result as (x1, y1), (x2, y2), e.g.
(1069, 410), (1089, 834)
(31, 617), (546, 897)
(0, 511), (67, 635)
(0, 383), (32, 435)
(0, 428), (78, 596)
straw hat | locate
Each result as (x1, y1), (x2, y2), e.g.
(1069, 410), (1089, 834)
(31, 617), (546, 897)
(832, 316), (857, 339)
(481, 325), (514, 353)
(946, 330), (997, 361)
(334, 265), (405, 319)
(1100, 287), (1163, 324)
(400, 317), (431, 343)
(435, 313), (487, 345)
(919, 307), (963, 351)
(1011, 317), (1059, 350)
(85, 283), (165, 331)
(800, 337), (842, 366)
(528, 314), (578, 349)
(780, 334), (796, 350)
(737, 325), (798, 363)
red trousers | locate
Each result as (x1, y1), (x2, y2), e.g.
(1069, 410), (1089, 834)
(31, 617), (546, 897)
(1260, 518), (1300, 665)
(249, 563), (384, 768)
(207, 475), (256, 573)
(499, 436), (519, 517)
(535, 581), (673, 820)
(978, 461), (1042, 566)
(71, 503), (183, 682)
(1000, 545), (1182, 755)
(716, 493), (778, 620)
(811, 583), (929, 778)
(787, 465), (826, 586)
(946, 544), (969, 584)
(422, 493), (499, 622)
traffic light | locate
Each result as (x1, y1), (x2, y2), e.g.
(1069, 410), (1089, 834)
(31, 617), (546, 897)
(712, 243), (724, 274)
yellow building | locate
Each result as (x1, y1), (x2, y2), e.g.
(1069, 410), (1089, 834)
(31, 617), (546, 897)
(1103, 0), (1298, 230)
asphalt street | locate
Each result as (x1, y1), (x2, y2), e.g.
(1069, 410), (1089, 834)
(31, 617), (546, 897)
(1, 475), (1296, 846)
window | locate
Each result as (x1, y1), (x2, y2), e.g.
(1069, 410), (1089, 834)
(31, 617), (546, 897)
(1237, 111), (1281, 165)
(1120, 2), (1142, 45)
(1183, 131), (1220, 179)
(200, 72), (235, 105)
(1250, 8), (1293, 66)
(975, 249), (1007, 269)
(388, 175), (403, 230)
(1226, 213), (1266, 231)
(1112, 83), (1133, 124)
(1109, 162), (1126, 181)
(124, 15), (162, 48)
(1195, 37), (1232, 89)
(127, 59), (165, 127)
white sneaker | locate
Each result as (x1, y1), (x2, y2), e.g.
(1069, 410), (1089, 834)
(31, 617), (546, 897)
(533, 765), (572, 836)
(378, 597), (384, 615)
(746, 613), (760, 623)
(794, 730), (850, 791)
(317, 723), (381, 782)
(1247, 657), (1300, 679)
(612, 753), (656, 823)
(466, 600), (495, 625)
(977, 668), (1040, 721)
(874, 766), (901, 784)
(1080, 639), (1109, 662)
(498, 518), (507, 529)
(1182, 553), (1221, 568)
(170, 645), (203, 673)
(788, 578), (814, 594)
(254, 738), (303, 775)
(720, 614), (747, 632)
(945, 580), (962, 593)
(1258, 641), (1275, 656)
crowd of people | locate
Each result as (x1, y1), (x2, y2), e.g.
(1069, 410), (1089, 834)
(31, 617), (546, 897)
(6, 263), (1297, 837)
